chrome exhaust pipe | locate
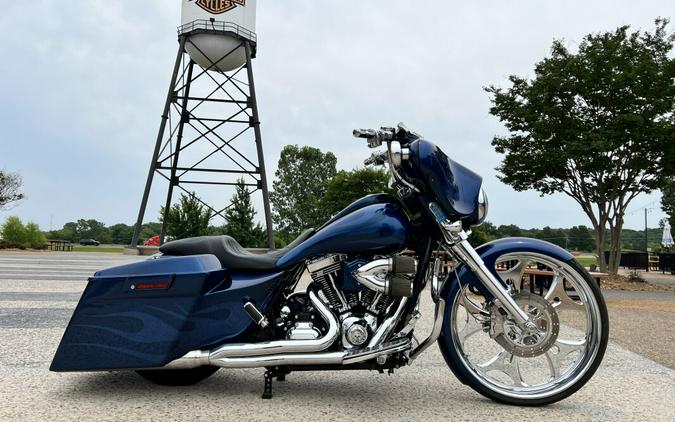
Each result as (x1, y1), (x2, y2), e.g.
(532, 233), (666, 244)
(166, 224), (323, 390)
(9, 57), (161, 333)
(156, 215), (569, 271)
(163, 287), (413, 370)
(164, 289), (339, 369)
(165, 338), (411, 369)
(210, 290), (338, 360)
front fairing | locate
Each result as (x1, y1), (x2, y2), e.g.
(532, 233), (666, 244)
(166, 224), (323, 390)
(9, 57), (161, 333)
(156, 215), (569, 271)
(408, 139), (483, 225)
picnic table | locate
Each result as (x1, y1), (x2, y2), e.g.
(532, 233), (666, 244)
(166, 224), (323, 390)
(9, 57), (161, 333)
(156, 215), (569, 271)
(522, 268), (608, 288)
(47, 240), (73, 252)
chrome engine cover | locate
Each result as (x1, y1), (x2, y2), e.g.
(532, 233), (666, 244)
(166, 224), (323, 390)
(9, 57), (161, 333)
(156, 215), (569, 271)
(341, 314), (378, 349)
(287, 322), (322, 340)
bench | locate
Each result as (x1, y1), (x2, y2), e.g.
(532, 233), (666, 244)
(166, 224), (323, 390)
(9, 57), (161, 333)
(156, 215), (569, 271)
(48, 240), (73, 252)
(522, 268), (608, 288)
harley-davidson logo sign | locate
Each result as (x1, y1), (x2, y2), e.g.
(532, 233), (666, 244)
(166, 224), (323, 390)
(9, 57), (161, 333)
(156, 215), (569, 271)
(194, 0), (245, 14)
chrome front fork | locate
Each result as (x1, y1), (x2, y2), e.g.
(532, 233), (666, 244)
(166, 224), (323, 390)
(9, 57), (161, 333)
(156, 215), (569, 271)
(439, 220), (534, 332)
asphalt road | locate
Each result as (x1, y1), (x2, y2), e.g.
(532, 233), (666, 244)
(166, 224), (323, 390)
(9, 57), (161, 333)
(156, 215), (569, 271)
(1, 251), (674, 421)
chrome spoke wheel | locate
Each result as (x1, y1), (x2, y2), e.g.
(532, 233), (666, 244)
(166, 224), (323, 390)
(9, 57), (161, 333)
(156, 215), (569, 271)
(448, 252), (606, 402)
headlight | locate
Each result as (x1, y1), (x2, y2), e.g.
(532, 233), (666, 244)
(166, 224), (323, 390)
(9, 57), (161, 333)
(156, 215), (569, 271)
(477, 187), (488, 224)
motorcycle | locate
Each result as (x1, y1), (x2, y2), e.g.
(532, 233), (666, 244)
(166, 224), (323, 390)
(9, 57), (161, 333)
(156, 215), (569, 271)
(51, 124), (608, 405)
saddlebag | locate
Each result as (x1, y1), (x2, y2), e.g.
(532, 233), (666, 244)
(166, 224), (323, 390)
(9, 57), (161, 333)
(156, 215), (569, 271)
(50, 254), (283, 371)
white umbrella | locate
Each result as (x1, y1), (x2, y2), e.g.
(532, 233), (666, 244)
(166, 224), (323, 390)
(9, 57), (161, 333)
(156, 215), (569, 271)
(663, 222), (674, 248)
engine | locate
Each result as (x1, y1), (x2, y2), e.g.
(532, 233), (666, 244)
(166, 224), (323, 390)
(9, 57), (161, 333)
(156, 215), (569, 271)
(277, 253), (416, 350)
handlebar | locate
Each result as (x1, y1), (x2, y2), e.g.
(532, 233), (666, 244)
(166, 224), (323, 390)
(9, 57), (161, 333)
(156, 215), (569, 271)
(352, 128), (379, 139)
(352, 127), (396, 148)
(363, 151), (388, 166)
(355, 122), (421, 193)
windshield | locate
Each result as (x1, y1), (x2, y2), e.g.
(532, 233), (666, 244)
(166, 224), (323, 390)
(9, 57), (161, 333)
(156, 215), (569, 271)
(409, 139), (483, 224)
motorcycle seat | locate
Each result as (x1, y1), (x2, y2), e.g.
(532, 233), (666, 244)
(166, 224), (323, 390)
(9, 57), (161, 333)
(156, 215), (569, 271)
(159, 229), (315, 270)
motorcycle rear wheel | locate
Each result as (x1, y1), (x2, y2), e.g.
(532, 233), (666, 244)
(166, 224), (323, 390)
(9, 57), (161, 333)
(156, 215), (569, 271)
(440, 254), (608, 406)
(136, 366), (219, 386)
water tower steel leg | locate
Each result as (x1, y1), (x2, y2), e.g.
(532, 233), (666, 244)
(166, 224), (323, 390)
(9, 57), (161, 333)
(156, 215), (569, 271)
(160, 60), (196, 244)
(245, 42), (275, 250)
(131, 36), (187, 247)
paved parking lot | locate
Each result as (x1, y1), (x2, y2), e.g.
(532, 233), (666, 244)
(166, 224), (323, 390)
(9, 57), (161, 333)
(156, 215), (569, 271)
(1, 251), (674, 421)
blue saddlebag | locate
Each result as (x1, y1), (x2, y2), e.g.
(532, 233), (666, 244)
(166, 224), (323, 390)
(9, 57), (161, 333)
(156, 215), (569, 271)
(50, 254), (284, 371)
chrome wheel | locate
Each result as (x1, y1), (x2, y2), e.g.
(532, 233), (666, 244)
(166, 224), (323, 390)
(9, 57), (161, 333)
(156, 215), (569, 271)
(446, 253), (607, 404)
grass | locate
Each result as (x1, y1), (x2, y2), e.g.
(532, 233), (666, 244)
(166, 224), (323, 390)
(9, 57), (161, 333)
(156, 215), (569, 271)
(72, 246), (125, 253)
(575, 256), (598, 267)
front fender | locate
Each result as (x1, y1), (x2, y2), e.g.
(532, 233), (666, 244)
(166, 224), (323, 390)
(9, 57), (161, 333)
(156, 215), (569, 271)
(442, 237), (574, 300)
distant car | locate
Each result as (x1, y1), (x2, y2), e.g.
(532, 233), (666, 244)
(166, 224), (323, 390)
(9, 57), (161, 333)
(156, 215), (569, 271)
(79, 239), (100, 246)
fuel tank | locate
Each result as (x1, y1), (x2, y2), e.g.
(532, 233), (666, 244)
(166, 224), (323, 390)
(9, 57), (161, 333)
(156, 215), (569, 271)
(277, 198), (411, 268)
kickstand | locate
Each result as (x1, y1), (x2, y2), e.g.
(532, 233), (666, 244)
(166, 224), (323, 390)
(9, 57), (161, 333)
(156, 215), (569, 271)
(262, 370), (273, 399)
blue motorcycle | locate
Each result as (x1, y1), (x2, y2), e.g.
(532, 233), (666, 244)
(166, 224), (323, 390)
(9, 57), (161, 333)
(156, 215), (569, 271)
(51, 124), (608, 405)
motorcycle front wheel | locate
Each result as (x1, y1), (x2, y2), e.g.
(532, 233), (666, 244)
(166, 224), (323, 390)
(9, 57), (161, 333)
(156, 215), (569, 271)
(439, 252), (608, 406)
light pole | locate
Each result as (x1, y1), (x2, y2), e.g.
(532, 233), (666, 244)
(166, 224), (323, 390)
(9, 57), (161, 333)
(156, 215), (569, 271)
(645, 208), (649, 272)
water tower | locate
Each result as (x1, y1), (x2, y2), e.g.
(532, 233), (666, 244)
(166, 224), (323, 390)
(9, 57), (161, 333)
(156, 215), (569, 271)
(131, 0), (274, 248)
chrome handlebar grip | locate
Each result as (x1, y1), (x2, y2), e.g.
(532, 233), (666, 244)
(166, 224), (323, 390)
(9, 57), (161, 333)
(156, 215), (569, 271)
(353, 128), (378, 139)
(363, 151), (388, 166)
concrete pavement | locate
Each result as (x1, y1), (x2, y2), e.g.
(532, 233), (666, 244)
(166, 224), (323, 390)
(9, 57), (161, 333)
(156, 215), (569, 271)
(1, 251), (674, 421)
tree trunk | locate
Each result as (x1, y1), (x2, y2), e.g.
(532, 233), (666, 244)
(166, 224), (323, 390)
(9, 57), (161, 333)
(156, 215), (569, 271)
(607, 220), (625, 276)
(593, 222), (607, 273)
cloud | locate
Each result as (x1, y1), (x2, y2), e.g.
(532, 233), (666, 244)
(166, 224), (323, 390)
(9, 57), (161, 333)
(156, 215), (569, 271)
(0, 0), (669, 230)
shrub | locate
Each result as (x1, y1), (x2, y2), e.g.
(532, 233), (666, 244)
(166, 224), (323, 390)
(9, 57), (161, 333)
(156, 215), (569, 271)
(25, 221), (47, 248)
(1, 216), (26, 244)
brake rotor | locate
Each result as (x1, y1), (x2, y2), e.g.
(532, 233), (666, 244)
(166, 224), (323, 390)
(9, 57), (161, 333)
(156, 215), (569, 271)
(491, 292), (559, 358)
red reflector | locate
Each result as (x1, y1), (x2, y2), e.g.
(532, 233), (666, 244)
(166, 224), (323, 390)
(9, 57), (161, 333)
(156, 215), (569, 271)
(134, 282), (171, 290)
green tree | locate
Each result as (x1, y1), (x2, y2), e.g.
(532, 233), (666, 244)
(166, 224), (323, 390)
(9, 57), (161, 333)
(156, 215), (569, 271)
(49, 222), (78, 242)
(496, 224), (522, 238)
(1, 216), (26, 245)
(0, 170), (24, 209)
(568, 225), (595, 251)
(318, 167), (391, 219)
(109, 223), (134, 245)
(24, 222), (46, 248)
(662, 178), (675, 226)
(161, 193), (210, 240)
(224, 178), (265, 248)
(486, 19), (675, 274)
(468, 224), (496, 247)
(535, 226), (567, 249)
(76, 219), (111, 243)
(271, 145), (337, 241)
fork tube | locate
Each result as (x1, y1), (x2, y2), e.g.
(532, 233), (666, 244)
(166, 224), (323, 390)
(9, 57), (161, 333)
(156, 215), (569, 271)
(449, 238), (531, 327)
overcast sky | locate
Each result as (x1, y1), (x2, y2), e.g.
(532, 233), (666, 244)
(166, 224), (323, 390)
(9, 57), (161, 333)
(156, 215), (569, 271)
(0, 0), (671, 232)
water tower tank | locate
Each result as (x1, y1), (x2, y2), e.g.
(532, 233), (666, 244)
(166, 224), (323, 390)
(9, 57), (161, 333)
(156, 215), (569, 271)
(180, 0), (257, 72)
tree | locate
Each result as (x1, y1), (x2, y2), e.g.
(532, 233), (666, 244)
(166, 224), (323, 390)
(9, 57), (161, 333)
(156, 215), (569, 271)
(24, 222), (46, 248)
(270, 145), (337, 241)
(76, 219), (111, 243)
(486, 19), (675, 274)
(568, 225), (595, 251)
(109, 223), (134, 245)
(0, 170), (24, 209)
(535, 226), (567, 249)
(223, 178), (265, 248)
(318, 167), (391, 219)
(468, 224), (496, 247)
(662, 178), (675, 226)
(161, 193), (210, 240)
(496, 224), (522, 238)
(1, 216), (26, 245)
(48, 221), (78, 242)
